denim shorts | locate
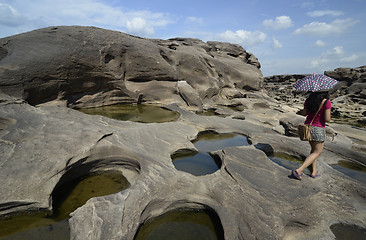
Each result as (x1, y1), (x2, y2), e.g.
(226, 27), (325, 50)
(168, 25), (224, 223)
(311, 126), (326, 142)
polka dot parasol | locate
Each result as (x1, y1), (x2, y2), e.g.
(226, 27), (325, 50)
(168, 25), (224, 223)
(293, 73), (339, 92)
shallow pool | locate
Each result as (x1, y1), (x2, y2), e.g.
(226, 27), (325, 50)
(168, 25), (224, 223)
(331, 160), (366, 185)
(0, 171), (129, 239)
(172, 132), (249, 176)
(268, 153), (311, 175)
(330, 222), (366, 239)
(134, 209), (224, 240)
(80, 104), (180, 123)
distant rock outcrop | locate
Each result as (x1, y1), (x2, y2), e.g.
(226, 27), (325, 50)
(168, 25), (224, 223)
(0, 26), (262, 109)
(264, 66), (366, 124)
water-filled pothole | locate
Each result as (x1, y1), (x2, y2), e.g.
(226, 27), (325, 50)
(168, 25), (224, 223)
(172, 132), (249, 176)
(268, 153), (311, 175)
(172, 151), (222, 176)
(79, 104), (180, 123)
(330, 223), (366, 239)
(332, 117), (366, 128)
(0, 171), (130, 240)
(193, 132), (250, 153)
(196, 109), (223, 117)
(331, 160), (366, 185)
(196, 105), (243, 118)
(134, 208), (225, 240)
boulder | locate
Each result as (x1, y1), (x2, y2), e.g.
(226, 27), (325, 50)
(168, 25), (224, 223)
(176, 80), (202, 107)
(0, 26), (262, 109)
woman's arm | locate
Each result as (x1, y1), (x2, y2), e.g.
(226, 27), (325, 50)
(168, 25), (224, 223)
(300, 107), (308, 116)
(324, 108), (331, 122)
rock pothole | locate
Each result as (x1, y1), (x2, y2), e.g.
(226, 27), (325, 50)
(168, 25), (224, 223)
(172, 131), (249, 176)
(330, 222), (366, 239)
(0, 143), (141, 240)
(267, 153), (311, 175)
(79, 104), (180, 123)
(330, 160), (366, 185)
(134, 206), (224, 240)
(0, 170), (132, 240)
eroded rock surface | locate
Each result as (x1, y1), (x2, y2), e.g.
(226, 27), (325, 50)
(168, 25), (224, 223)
(0, 26), (262, 109)
(264, 66), (366, 124)
(1, 92), (365, 239)
(1, 27), (366, 240)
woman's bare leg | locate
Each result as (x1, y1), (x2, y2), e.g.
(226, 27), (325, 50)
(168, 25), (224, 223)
(311, 158), (318, 176)
(308, 146), (318, 176)
(296, 141), (324, 178)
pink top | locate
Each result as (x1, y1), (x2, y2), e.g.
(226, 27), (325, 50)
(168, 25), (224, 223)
(304, 99), (332, 128)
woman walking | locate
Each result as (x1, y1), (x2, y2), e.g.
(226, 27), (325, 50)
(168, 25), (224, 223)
(292, 91), (332, 180)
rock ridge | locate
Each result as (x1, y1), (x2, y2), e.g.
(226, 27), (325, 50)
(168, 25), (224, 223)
(0, 26), (262, 109)
(264, 66), (366, 125)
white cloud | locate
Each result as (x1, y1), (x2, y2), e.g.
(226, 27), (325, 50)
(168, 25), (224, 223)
(332, 46), (344, 55)
(0, 0), (173, 38)
(300, 1), (315, 9)
(311, 58), (330, 67)
(272, 37), (282, 49)
(307, 10), (344, 17)
(311, 46), (359, 68)
(340, 54), (358, 63)
(218, 30), (266, 47)
(316, 46), (344, 61)
(186, 16), (203, 25)
(0, 3), (25, 26)
(126, 17), (154, 36)
(262, 16), (293, 30)
(294, 18), (358, 36)
(260, 57), (315, 76)
(315, 40), (326, 47)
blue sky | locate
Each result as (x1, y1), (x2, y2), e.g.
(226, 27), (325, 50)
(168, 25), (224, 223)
(0, 0), (365, 76)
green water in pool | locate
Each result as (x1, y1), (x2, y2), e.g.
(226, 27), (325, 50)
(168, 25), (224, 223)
(80, 104), (180, 123)
(0, 171), (129, 239)
(172, 132), (249, 176)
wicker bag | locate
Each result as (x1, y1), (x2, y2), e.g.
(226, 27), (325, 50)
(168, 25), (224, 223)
(298, 99), (326, 141)
(298, 124), (313, 141)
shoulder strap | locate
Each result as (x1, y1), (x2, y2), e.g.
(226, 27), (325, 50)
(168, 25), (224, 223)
(310, 99), (327, 125)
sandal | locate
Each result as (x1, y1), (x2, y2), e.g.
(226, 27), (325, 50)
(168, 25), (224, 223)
(292, 170), (302, 180)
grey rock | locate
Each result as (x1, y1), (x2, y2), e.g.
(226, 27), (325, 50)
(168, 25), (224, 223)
(358, 117), (366, 124)
(0, 26), (262, 109)
(279, 114), (304, 137)
(1, 93), (366, 240)
(1, 27), (366, 240)
(264, 66), (366, 121)
(177, 80), (202, 107)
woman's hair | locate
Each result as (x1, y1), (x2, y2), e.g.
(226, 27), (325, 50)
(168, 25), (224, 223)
(305, 91), (330, 113)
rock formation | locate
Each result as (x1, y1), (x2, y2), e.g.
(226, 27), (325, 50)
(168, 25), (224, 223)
(1, 27), (366, 239)
(264, 66), (366, 125)
(0, 26), (262, 109)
